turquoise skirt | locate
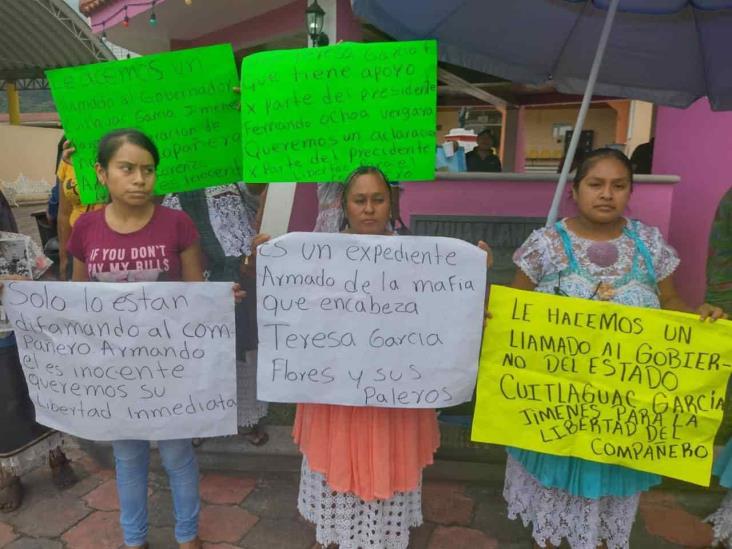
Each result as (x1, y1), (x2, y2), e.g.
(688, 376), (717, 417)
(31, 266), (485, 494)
(713, 439), (732, 488)
(507, 448), (661, 499)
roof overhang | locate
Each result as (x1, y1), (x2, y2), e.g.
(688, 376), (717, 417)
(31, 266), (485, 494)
(0, 0), (114, 81)
(80, 0), (298, 55)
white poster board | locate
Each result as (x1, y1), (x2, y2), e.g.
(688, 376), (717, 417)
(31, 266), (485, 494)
(3, 281), (237, 441)
(256, 232), (487, 407)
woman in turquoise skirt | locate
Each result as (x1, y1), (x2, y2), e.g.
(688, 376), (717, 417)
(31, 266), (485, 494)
(505, 148), (725, 549)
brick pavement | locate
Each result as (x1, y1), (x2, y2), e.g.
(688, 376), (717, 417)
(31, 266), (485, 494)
(0, 443), (726, 548)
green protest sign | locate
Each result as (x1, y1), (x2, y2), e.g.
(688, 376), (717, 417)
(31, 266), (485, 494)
(241, 40), (437, 183)
(47, 44), (241, 205)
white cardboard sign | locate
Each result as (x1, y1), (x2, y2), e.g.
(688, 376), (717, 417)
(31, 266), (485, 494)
(3, 281), (237, 441)
(256, 232), (487, 407)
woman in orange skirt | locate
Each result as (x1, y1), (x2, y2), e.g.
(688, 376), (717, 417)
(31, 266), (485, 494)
(293, 166), (437, 548)
(289, 166), (491, 549)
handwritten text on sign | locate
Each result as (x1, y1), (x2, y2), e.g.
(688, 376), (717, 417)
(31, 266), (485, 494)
(472, 286), (732, 486)
(3, 282), (237, 441)
(47, 45), (241, 205)
(256, 233), (486, 407)
(241, 41), (437, 183)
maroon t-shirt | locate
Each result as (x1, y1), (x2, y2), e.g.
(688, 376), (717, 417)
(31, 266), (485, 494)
(67, 205), (199, 282)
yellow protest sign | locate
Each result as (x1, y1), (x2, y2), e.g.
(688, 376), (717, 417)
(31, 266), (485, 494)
(472, 285), (732, 486)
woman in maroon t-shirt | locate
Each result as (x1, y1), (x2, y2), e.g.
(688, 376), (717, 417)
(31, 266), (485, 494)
(68, 129), (241, 549)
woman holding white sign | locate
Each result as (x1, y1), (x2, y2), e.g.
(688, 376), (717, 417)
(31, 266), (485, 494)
(67, 129), (244, 549)
(504, 148), (725, 549)
(261, 166), (491, 549)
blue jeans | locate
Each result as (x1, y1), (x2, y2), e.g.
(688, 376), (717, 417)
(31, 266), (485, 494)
(112, 439), (200, 546)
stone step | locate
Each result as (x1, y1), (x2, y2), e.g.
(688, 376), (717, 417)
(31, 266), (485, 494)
(71, 425), (507, 484)
(70, 425), (727, 493)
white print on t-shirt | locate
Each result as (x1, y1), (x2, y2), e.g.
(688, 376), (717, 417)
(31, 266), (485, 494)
(87, 244), (171, 276)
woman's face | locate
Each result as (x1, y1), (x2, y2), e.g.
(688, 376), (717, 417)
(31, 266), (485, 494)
(572, 158), (631, 225)
(344, 173), (391, 235)
(96, 142), (156, 207)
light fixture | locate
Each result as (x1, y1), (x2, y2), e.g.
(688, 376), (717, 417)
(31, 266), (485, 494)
(122, 5), (129, 27)
(306, 0), (329, 47)
(149, 0), (157, 26)
(185, 0), (193, 5)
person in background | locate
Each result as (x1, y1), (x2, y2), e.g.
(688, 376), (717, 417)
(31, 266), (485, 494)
(47, 184), (59, 226)
(0, 191), (17, 234)
(67, 128), (244, 549)
(466, 129), (502, 172)
(503, 148), (724, 549)
(164, 183), (269, 445)
(704, 186), (732, 545)
(0, 205), (76, 512)
(629, 138), (654, 174)
(314, 183), (345, 233)
(704, 187), (732, 313)
(46, 136), (65, 225)
(556, 147), (588, 175)
(57, 139), (105, 280)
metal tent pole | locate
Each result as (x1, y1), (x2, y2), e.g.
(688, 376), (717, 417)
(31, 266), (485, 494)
(546, 0), (621, 226)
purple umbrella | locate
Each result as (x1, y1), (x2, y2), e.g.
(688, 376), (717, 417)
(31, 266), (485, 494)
(352, 0), (732, 223)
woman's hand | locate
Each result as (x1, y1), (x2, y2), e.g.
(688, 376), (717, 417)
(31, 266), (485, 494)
(241, 233), (272, 277)
(232, 282), (246, 304)
(233, 86), (241, 110)
(478, 240), (494, 269)
(482, 308), (492, 332)
(251, 233), (271, 255)
(477, 242), (493, 326)
(697, 303), (727, 322)
(61, 140), (75, 165)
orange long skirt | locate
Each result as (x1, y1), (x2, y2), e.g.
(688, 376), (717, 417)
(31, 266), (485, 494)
(293, 403), (440, 501)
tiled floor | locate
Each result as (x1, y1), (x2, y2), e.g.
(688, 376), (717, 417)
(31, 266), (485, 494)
(0, 442), (726, 548)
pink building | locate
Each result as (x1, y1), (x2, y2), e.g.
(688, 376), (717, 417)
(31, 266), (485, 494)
(80, 0), (730, 304)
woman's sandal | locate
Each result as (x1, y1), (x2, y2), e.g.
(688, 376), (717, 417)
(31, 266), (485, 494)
(0, 471), (23, 513)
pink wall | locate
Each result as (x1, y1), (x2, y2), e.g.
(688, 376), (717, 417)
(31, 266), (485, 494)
(189, 1), (304, 51)
(654, 99), (732, 305)
(336, 0), (363, 42)
(400, 177), (676, 238)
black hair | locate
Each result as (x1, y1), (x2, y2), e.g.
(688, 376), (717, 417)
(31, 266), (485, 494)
(477, 129), (494, 141)
(573, 147), (633, 189)
(341, 166), (391, 210)
(97, 129), (160, 169)
(340, 166), (392, 229)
